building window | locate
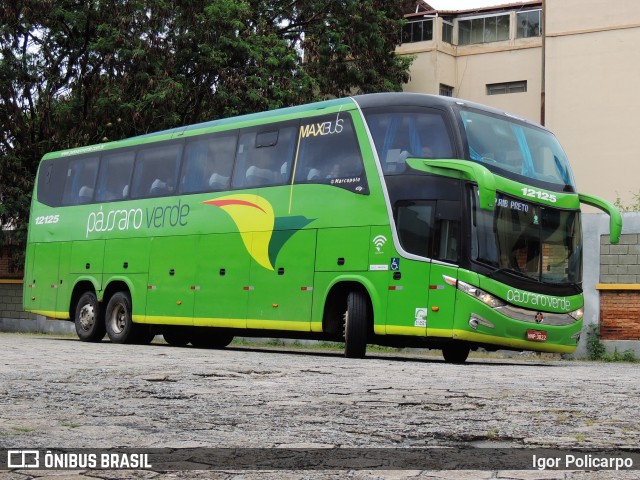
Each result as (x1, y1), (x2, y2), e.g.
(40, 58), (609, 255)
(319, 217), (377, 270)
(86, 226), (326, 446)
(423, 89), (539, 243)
(402, 18), (434, 43)
(517, 10), (542, 38)
(440, 84), (454, 97)
(442, 19), (453, 44)
(458, 14), (510, 45)
(487, 80), (527, 95)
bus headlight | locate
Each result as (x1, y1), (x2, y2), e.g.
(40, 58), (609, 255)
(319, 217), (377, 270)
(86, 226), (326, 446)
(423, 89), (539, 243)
(569, 307), (584, 320)
(452, 279), (506, 309)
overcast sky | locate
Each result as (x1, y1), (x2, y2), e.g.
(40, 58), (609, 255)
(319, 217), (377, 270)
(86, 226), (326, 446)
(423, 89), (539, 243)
(425, 0), (530, 11)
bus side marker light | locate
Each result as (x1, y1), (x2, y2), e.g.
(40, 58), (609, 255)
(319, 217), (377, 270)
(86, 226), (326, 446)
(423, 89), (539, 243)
(388, 286), (403, 291)
(176, 301), (182, 305)
(300, 286), (313, 291)
(31, 297), (35, 301)
(272, 304), (278, 308)
(431, 306), (440, 312)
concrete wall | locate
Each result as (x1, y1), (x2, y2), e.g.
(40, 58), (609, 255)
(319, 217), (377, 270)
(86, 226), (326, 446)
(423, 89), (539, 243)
(545, 0), (640, 209)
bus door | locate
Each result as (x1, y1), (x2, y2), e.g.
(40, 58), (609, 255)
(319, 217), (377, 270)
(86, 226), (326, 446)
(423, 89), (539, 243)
(146, 236), (198, 325)
(193, 233), (250, 328)
(385, 199), (460, 337)
(426, 200), (461, 337)
(385, 255), (431, 336)
(246, 229), (316, 331)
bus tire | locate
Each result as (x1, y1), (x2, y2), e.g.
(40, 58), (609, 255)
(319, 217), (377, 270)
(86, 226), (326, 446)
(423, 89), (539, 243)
(442, 343), (470, 364)
(74, 292), (105, 342)
(190, 328), (234, 349)
(105, 291), (137, 344)
(163, 327), (191, 347)
(133, 326), (156, 345)
(344, 290), (369, 359)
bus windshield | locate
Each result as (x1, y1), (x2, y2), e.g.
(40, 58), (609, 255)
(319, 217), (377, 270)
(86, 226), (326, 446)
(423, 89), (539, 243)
(460, 109), (575, 190)
(470, 188), (582, 285)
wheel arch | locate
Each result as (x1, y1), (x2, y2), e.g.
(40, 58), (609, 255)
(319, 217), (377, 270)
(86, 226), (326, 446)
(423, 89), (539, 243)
(321, 276), (379, 337)
(102, 279), (133, 308)
(69, 279), (99, 321)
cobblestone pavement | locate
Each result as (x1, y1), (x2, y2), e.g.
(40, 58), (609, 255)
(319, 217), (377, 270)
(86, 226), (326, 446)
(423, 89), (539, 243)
(0, 332), (639, 479)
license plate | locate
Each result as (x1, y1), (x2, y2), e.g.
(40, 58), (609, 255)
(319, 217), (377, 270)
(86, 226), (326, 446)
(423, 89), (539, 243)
(526, 329), (548, 342)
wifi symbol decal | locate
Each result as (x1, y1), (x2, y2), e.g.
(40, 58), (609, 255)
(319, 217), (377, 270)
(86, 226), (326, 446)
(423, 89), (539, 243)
(373, 235), (388, 253)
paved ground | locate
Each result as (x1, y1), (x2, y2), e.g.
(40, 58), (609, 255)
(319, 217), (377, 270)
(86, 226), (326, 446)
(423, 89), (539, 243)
(0, 332), (639, 479)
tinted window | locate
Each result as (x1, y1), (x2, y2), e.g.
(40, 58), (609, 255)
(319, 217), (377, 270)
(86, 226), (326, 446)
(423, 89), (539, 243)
(131, 143), (183, 198)
(364, 107), (454, 174)
(96, 151), (135, 202)
(461, 109), (575, 189)
(62, 156), (100, 205)
(396, 201), (434, 258)
(37, 158), (68, 207)
(294, 113), (367, 194)
(181, 133), (237, 194)
(232, 123), (297, 188)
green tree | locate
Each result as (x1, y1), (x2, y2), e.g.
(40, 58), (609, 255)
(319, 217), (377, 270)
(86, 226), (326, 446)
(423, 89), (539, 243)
(0, 0), (413, 269)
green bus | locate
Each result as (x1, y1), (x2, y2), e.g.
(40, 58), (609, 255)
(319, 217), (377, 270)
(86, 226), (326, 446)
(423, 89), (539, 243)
(24, 93), (621, 362)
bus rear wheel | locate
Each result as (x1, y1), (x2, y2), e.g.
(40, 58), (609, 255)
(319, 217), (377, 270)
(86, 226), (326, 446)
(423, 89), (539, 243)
(163, 327), (191, 347)
(190, 328), (234, 349)
(74, 292), (105, 342)
(344, 291), (369, 359)
(105, 291), (139, 344)
(442, 343), (470, 364)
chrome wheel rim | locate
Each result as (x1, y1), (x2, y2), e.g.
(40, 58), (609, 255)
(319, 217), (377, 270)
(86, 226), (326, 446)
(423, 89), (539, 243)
(78, 304), (95, 331)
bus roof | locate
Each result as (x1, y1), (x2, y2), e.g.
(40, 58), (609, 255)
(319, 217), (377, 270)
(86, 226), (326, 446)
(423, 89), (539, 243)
(43, 92), (547, 160)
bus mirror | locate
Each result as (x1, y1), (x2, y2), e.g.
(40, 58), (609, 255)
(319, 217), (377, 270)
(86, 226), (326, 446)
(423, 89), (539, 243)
(408, 158), (497, 212)
(579, 193), (622, 244)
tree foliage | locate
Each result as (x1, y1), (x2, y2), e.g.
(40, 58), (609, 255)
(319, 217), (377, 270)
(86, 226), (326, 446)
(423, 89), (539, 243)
(0, 0), (412, 269)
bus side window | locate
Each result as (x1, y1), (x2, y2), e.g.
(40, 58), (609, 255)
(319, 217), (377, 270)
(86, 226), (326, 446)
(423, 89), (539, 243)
(231, 123), (297, 189)
(395, 201), (435, 258)
(434, 200), (461, 263)
(96, 151), (135, 202)
(180, 133), (237, 194)
(294, 114), (368, 194)
(131, 143), (183, 198)
(363, 108), (454, 174)
(37, 159), (69, 207)
(62, 156), (99, 206)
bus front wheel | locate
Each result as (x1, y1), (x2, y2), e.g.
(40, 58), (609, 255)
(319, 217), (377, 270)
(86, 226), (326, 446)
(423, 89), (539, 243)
(344, 291), (369, 359)
(105, 292), (137, 344)
(74, 292), (106, 342)
(442, 343), (470, 364)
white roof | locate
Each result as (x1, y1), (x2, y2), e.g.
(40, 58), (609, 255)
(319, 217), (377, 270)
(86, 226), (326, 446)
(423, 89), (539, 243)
(424, 0), (532, 11)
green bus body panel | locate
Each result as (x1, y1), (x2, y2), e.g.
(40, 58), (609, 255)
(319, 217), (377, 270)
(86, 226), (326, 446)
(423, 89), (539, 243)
(146, 236), (199, 325)
(247, 229), (316, 331)
(193, 233), (250, 328)
(26, 243), (61, 317)
(316, 227), (370, 272)
(103, 238), (150, 274)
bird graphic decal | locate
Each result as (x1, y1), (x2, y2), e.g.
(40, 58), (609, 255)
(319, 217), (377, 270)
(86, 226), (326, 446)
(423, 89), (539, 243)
(202, 194), (314, 271)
